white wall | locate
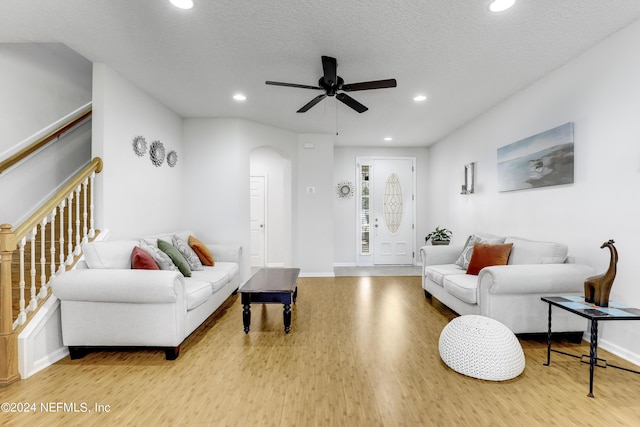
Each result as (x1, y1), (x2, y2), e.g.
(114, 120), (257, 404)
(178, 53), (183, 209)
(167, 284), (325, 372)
(0, 43), (92, 151)
(333, 146), (429, 265)
(92, 63), (184, 239)
(0, 43), (92, 226)
(296, 134), (335, 276)
(427, 19), (640, 364)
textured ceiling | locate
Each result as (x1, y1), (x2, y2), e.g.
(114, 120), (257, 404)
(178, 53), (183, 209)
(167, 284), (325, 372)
(2, 1), (640, 147)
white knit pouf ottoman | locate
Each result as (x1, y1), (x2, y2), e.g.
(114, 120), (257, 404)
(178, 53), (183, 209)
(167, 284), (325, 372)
(439, 315), (525, 381)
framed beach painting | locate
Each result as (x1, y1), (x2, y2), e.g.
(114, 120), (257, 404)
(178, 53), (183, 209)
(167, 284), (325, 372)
(497, 122), (574, 192)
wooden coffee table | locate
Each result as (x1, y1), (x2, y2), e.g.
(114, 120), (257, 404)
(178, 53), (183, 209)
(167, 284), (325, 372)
(239, 268), (300, 333)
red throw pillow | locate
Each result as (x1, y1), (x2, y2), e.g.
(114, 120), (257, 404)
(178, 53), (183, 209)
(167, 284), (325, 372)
(189, 235), (214, 266)
(466, 243), (514, 275)
(131, 246), (160, 270)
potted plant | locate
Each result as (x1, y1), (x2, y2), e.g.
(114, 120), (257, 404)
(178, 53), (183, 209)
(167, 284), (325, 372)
(425, 226), (452, 245)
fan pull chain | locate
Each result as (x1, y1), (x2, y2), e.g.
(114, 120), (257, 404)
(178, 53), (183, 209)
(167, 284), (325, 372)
(335, 99), (339, 136)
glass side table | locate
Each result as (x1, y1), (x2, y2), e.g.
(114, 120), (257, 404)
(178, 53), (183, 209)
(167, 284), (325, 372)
(541, 295), (640, 398)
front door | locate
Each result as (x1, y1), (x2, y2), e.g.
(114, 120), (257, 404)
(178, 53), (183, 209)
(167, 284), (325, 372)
(372, 158), (415, 265)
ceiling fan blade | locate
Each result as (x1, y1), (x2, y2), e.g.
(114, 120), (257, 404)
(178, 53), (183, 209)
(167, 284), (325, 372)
(266, 81), (323, 90)
(336, 93), (368, 113)
(342, 79), (397, 92)
(297, 94), (327, 113)
(321, 56), (338, 86)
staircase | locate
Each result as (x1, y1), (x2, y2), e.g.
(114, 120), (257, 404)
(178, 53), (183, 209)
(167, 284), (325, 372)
(0, 106), (102, 387)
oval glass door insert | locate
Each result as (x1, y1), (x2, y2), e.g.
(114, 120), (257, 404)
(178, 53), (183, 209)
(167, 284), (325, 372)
(383, 173), (403, 234)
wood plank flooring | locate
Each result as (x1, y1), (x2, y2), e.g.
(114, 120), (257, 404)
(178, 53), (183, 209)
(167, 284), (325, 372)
(2, 276), (640, 426)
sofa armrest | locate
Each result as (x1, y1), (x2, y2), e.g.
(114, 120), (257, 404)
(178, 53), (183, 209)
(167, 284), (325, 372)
(207, 243), (242, 263)
(420, 245), (463, 266)
(51, 269), (184, 303)
(478, 264), (595, 295)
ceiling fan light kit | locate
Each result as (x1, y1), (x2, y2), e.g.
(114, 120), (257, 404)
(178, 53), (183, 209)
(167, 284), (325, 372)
(266, 55), (397, 114)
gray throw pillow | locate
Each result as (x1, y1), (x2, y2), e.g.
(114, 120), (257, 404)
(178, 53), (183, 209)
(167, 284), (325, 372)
(139, 240), (177, 271)
(455, 235), (481, 269)
(173, 236), (204, 271)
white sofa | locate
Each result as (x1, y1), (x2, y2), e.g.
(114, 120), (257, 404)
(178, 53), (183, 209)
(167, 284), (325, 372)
(420, 234), (595, 335)
(51, 231), (242, 359)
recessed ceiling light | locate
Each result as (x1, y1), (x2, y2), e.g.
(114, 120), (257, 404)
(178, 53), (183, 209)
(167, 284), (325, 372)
(233, 94), (247, 102)
(413, 95), (427, 102)
(489, 0), (515, 12)
(384, 137), (393, 142)
(169, 0), (194, 10)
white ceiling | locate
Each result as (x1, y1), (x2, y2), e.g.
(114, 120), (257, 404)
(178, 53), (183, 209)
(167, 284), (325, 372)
(2, 1), (640, 147)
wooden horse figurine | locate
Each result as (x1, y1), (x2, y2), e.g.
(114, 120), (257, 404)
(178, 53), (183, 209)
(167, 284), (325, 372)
(584, 239), (618, 307)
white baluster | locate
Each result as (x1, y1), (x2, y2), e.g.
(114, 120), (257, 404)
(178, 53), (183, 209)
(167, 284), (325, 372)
(44, 210), (56, 298)
(82, 177), (89, 244)
(28, 227), (38, 311)
(89, 172), (96, 238)
(58, 200), (66, 273)
(66, 192), (74, 265)
(74, 185), (82, 255)
(13, 237), (27, 328)
(52, 205), (65, 278)
(39, 219), (47, 296)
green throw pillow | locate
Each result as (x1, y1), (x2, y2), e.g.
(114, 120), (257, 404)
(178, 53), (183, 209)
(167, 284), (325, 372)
(158, 239), (192, 277)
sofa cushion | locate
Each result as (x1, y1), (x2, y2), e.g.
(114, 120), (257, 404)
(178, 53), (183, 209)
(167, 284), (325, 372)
(184, 279), (213, 310)
(504, 237), (568, 264)
(83, 240), (139, 269)
(425, 264), (466, 286)
(131, 246), (160, 270)
(173, 236), (204, 271)
(189, 235), (215, 266)
(443, 274), (479, 304)
(455, 234), (506, 269)
(466, 243), (513, 275)
(190, 262), (239, 293)
(139, 240), (178, 271)
(158, 239), (192, 277)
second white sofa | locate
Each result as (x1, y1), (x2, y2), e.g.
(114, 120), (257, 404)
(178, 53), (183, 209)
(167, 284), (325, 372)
(421, 234), (595, 335)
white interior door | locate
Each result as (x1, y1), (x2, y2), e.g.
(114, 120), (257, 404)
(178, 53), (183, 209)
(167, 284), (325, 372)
(249, 176), (266, 267)
(372, 158), (415, 265)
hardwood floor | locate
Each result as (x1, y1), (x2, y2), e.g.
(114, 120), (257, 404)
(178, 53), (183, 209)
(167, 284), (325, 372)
(2, 276), (640, 426)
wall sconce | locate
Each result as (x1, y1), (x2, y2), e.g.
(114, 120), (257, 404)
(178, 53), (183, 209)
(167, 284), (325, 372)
(461, 162), (475, 194)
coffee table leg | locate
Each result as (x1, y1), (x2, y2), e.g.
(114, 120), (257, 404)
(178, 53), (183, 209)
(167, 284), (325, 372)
(242, 294), (251, 333)
(544, 302), (552, 366)
(283, 303), (291, 333)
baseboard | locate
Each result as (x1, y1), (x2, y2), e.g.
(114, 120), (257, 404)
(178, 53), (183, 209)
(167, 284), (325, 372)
(333, 262), (357, 267)
(30, 347), (69, 378)
(299, 272), (336, 278)
(598, 337), (640, 367)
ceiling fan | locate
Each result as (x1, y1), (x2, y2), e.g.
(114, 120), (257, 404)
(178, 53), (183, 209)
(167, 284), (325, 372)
(266, 56), (397, 113)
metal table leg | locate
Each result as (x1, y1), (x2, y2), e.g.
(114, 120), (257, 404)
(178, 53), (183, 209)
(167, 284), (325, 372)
(588, 319), (599, 398)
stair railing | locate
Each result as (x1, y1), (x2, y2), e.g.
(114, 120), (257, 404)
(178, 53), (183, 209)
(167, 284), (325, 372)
(0, 104), (92, 175)
(0, 154), (102, 386)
